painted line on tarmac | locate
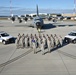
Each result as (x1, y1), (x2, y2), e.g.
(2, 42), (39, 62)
(0, 49), (33, 68)
(57, 50), (76, 59)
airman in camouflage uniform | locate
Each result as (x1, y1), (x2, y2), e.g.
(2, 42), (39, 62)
(29, 34), (33, 48)
(59, 35), (63, 46)
(40, 39), (45, 55)
(25, 34), (29, 48)
(47, 36), (51, 53)
(21, 33), (25, 48)
(16, 33), (21, 49)
(32, 37), (36, 54)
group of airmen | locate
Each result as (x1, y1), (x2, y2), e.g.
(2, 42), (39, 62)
(16, 33), (63, 55)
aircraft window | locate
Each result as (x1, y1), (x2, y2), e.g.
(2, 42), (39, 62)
(1, 33), (9, 37)
(69, 32), (76, 36)
(35, 19), (40, 20)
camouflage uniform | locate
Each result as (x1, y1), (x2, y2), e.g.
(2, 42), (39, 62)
(54, 34), (60, 47)
(56, 37), (61, 47)
(50, 34), (54, 48)
(47, 37), (51, 53)
(21, 34), (25, 48)
(50, 34), (56, 48)
(59, 35), (63, 46)
(25, 34), (29, 48)
(40, 39), (45, 55)
(29, 34), (33, 48)
(16, 33), (21, 49)
(43, 35), (47, 48)
(32, 38), (36, 54)
(34, 34), (38, 48)
(38, 35), (41, 49)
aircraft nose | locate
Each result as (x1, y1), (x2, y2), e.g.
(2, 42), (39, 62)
(36, 22), (41, 26)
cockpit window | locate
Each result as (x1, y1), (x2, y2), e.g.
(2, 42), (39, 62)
(68, 32), (76, 36)
(1, 33), (9, 37)
(35, 19), (40, 20)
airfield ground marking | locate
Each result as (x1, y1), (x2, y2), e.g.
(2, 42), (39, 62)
(57, 50), (71, 75)
(0, 48), (33, 73)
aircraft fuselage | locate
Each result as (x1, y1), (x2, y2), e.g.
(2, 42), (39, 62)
(33, 16), (44, 28)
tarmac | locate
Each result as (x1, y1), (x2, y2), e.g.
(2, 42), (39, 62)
(0, 20), (76, 75)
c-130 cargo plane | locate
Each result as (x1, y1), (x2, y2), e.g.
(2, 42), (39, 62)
(11, 5), (44, 29)
(32, 5), (44, 28)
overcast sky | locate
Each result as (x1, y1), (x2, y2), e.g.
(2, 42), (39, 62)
(0, 0), (76, 16)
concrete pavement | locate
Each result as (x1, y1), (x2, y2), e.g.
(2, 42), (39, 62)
(0, 20), (76, 75)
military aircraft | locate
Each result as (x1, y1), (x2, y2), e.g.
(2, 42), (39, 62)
(32, 5), (44, 28)
(10, 5), (44, 29)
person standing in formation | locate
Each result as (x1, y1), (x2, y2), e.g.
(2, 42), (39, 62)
(40, 39), (45, 55)
(56, 36), (60, 47)
(43, 34), (47, 48)
(29, 34), (33, 48)
(54, 34), (60, 47)
(34, 34), (38, 48)
(38, 34), (41, 49)
(21, 33), (25, 48)
(25, 34), (29, 48)
(47, 37), (52, 53)
(16, 33), (21, 49)
(50, 34), (54, 49)
(59, 35), (63, 46)
(27, 34), (30, 48)
(32, 37), (36, 54)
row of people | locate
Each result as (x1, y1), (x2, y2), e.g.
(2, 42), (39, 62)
(16, 33), (63, 55)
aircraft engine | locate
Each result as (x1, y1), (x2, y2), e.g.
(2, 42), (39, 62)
(19, 19), (22, 23)
(18, 17), (22, 23)
(53, 19), (57, 22)
(48, 17), (52, 21)
(24, 17), (28, 21)
(11, 16), (15, 22)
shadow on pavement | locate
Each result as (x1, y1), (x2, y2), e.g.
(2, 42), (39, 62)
(42, 23), (56, 29)
(44, 41), (69, 55)
(51, 43), (69, 52)
(44, 42), (76, 59)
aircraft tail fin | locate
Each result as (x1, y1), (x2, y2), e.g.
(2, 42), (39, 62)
(37, 5), (39, 16)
